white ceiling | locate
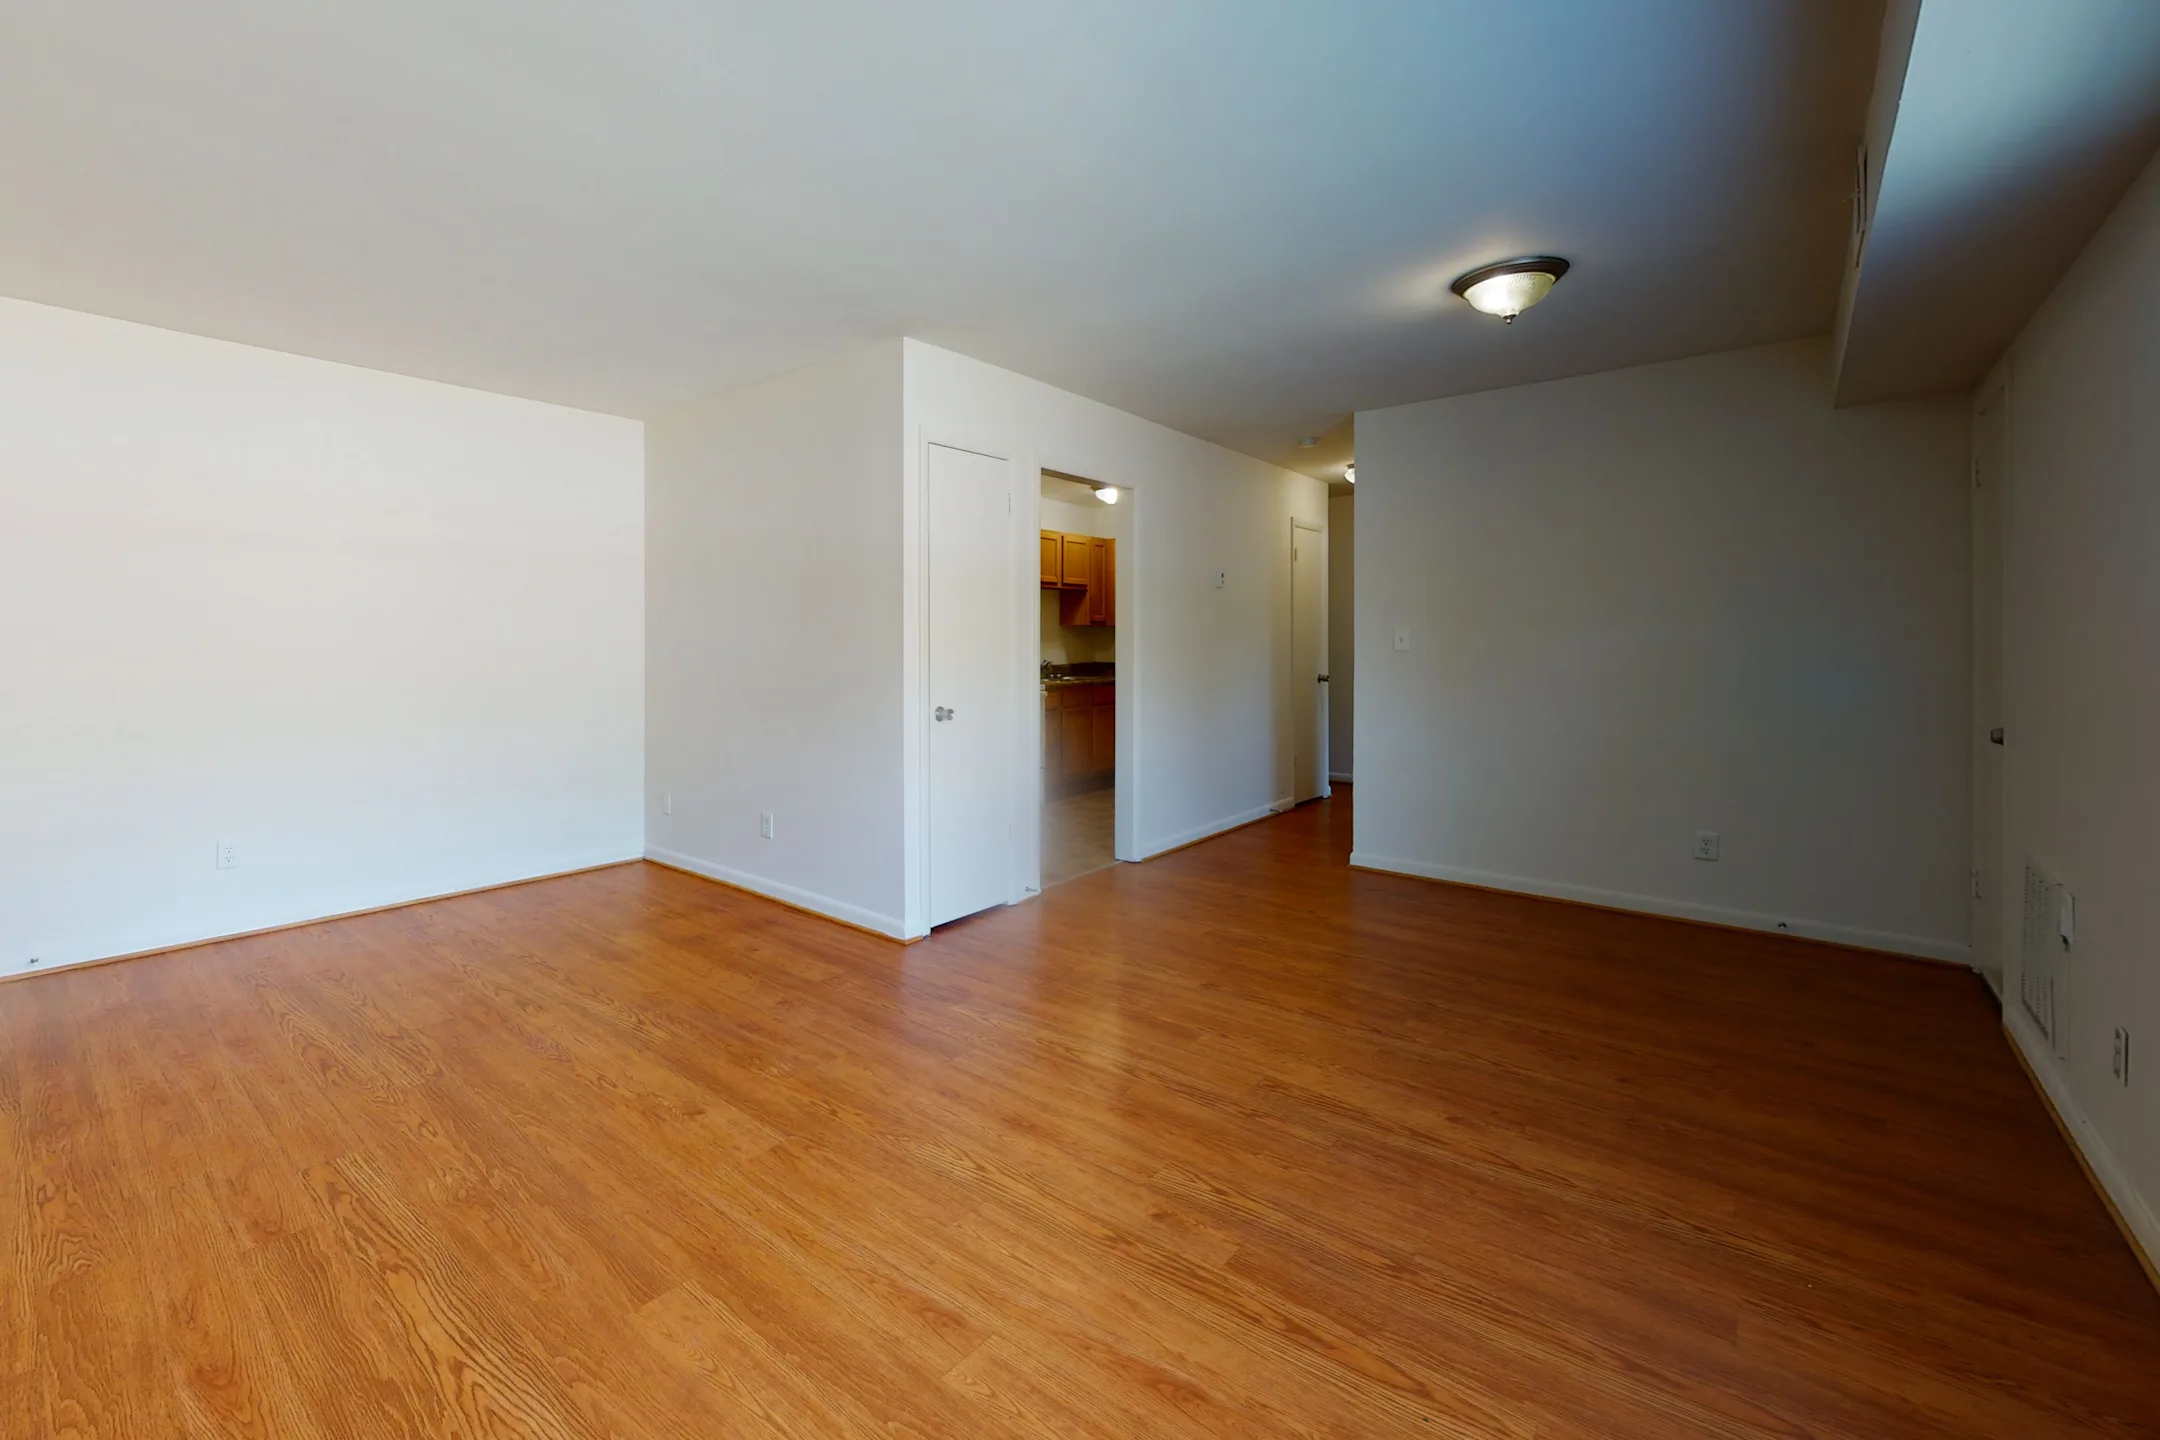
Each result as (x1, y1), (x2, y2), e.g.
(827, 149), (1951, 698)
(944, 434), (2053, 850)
(0, 1), (1883, 476)
(1041, 473), (1113, 507)
(1836, 0), (2160, 404)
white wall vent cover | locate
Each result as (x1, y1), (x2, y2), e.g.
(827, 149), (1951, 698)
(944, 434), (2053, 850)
(2020, 861), (2068, 1058)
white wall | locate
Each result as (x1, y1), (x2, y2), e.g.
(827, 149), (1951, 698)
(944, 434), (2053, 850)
(644, 342), (908, 936)
(0, 297), (644, 976)
(1993, 147), (2160, 1265)
(1355, 337), (1971, 962)
(902, 340), (1326, 935)
(1328, 492), (1355, 781)
(1040, 494), (1117, 539)
(1038, 592), (1116, 667)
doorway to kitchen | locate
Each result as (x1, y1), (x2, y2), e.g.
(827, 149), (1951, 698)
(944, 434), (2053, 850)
(1039, 470), (1123, 887)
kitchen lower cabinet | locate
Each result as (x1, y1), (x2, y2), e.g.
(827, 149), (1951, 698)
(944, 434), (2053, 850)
(1044, 683), (1115, 796)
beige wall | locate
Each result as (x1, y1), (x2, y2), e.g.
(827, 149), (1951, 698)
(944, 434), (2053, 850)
(1991, 146), (2160, 1264)
(0, 296), (644, 976)
(646, 341), (908, 934)
(1355, 336), (1970, 961)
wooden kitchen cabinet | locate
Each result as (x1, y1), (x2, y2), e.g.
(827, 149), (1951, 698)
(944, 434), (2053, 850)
(1053, 537), (1116, 628)
(1060, 533), (1092, 591)
(1088, 538), (1113, 625)
(1043, 681), (1117, 795)
(1039, 531), (1117, 627)
(1043, 690), (1061, 781)
(1059, 706), (1094, 782)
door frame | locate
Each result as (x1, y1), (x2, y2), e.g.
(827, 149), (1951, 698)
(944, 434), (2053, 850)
(1288, 517), (1330, 804)
(1031, 463), (1142, 881)
(1972, 366), (2012, 996)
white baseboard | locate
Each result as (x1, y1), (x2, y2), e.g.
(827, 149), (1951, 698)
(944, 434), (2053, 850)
(1143, 803), (1282, 859)
(2004, 1005), (2160, 1283)
(1346, 852), (1972, 966)
(1329, 771), (1354, 784)
(644, 845), (905, 939)
(3, 849), (646, 986)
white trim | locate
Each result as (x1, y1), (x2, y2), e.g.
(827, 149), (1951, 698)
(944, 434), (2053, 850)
(1142, 802), (1281, 859)
(645, 845), (906, 939)
(1346, 852), (1973, 966)
(1329, 771), (1354, 783)
(7, 850), (645, 982)
(2005, 1005), (2160, 1276)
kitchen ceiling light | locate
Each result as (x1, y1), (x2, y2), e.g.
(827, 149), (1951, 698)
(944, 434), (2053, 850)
(1094, 486), (1119, 504)
(1450, 256), (1570, 323)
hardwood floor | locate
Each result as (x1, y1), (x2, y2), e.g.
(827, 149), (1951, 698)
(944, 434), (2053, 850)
(5, 791), (2156, 1437)
(1042, 786), (1116, 888)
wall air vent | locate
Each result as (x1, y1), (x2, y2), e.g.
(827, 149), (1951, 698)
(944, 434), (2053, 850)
(2020, 861), (2069, 1059)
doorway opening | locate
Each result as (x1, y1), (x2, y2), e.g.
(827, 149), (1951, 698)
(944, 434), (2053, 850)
(1039, 470), (1122, 886)
(1290, 517), (1329, 806)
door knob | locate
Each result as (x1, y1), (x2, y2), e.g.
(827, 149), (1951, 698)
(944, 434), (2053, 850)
(1989, 727), (2003, 745)
(934, 706), (954, 722)
(1317, 674), (1330, 683)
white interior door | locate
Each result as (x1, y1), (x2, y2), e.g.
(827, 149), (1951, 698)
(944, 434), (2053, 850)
(1972, 391), (2008, 990)
(928, 443), (1014, 927)
(1292, 520), (1326, 803)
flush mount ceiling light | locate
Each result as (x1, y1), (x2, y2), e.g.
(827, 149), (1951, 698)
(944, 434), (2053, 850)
(1343, 465), (1355, 484)
(1094, 486), (1119, 504)
(1450, 256), (1570, 323)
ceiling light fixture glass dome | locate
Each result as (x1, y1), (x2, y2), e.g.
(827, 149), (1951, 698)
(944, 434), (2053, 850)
(1344, 465), (1355, 484)
(1093, 486), (1119, 504)
(1450, 256), (1570, 323)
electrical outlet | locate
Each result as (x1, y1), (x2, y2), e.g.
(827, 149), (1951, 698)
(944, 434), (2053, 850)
(1213, 570), (1226, 589)
(216, 840), (239, 870)
(2113, 1028), (2132, 1087)
(760, 812), (775, 840)
(1693, 830), (1721, 862)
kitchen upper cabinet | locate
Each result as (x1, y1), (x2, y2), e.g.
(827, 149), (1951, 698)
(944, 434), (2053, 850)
(1087, 538), (1112, 625)
(1041, 531), (1115, 627)
(1040, 530), (1116, 627)
(1060, 533), (1092, 592)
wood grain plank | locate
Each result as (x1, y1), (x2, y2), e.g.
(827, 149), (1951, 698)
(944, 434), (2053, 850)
(0, 790), (2154, 1436)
